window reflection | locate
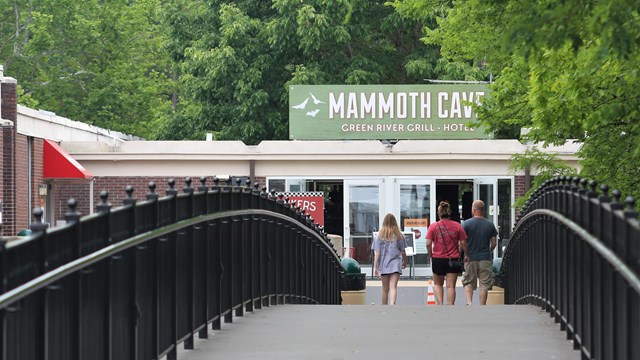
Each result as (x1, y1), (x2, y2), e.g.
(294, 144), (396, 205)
(349, 185), (379, 264)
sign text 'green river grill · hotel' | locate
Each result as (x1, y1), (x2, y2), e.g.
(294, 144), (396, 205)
(289, 84), (492, 140)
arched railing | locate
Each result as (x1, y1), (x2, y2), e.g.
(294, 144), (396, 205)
(501, 176), (639, 360)
(0, 177), (344, 360)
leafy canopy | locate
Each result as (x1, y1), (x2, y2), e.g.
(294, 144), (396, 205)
(0, 0), (172, 138)
(158, 0), (489, 144)
(392, 0), (640, 199)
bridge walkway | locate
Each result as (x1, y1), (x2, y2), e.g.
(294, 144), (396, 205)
(174, 304), (579, 360)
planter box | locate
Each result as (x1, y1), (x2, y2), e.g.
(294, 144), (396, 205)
(486, 286), (504, 305)
(341, 290), (366, 305)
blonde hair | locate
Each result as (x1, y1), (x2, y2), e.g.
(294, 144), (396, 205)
(378, 213), (403, 242)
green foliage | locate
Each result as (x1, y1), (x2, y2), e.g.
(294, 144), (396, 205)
(0, 0), (172, 138)
(579, 125), (640, 201)
(509, 147), (577, 208)
(158, 0), (489, 144)
(397, 0), (640, 202)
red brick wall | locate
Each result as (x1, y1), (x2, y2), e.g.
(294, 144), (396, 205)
(51, 179), (91, 224)
(1, 127), (14, 236)
(14, 134), (29, 231)
(1, 81), (17, 236)
(514, 175), (527, 199)
(32, 138), (44, 213)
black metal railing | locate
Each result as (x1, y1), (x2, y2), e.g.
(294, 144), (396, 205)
(0, 177), (344, 360)
(501, 176), (639, 360)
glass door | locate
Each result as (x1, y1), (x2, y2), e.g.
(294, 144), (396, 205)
(343, 179), (384, 275)
(474, 178), (499, 258)
(394, 179), (435, 277)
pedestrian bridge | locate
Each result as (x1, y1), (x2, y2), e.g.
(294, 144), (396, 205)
(173, 304), (579, 360)
(0, 177), (638, 360)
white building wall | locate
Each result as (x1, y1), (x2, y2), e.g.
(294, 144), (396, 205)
(60, 139), (581, 178)
(17, 105), (142, 145)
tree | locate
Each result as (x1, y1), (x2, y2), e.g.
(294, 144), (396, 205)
(0, 0), (172, 138)
(509, 147), (577, 208)
(392, 0), (640, 200)
(158, 0), (488, 144)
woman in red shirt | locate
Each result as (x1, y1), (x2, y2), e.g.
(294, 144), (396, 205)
(426, 201), (469, 305)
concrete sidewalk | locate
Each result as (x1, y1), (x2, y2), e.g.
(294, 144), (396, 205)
(366, 279), (474, 306)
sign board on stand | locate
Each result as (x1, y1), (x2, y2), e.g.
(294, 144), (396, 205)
(279, 192), (325, 227)
(403, 218), (429, 255)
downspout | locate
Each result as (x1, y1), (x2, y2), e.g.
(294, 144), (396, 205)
(249, 159), (255, 185)
(89, 179), (94, 214)
(524, 167), (531, 194)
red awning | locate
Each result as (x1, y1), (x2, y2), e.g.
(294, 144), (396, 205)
(43, 139), (93, 179)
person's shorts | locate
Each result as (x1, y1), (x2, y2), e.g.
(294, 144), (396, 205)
(462, 260), (494, 290)
(432, 258), (462, 276)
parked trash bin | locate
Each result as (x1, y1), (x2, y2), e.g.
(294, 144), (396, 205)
(341, 258), (366, 305)
(341, 258), (366, 290)
(17, 229), (32, 236)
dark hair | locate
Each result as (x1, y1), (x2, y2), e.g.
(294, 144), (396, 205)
(437, 201), (451, 219)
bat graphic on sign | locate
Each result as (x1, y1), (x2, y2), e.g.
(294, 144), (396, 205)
(310, 93), (325, 104)
(306, 109), (320, 117)
(292, 98), (309, 109)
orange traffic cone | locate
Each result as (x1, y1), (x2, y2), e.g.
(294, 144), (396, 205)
(426, 280), (436, 305)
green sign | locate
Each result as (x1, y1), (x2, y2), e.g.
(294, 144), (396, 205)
(289, 84), (491, 140)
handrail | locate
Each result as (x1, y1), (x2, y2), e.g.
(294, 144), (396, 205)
(506, 208), (640, 296)
(0, 208), (340, 311)
(502, 176), (639, 360)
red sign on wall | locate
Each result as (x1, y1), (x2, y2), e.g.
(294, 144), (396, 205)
(280, 192), (325, 227)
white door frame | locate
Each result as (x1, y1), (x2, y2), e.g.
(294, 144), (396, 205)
(473, 177), (500, 258)
(342, 178), (385, 249)
(393, 178), (436, 277)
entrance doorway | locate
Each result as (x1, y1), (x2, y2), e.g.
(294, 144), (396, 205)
(306, 180), (344, 237)
(435, 180), (474, 223)
(267, 175), (514, 276)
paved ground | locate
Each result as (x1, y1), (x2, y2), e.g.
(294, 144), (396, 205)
(172, 280), (580, 360)
(366, 279), (471, 305)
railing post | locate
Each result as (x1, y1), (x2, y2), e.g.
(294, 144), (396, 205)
(121, 186), (139, 360)
(0, 237), (7, 360)
(622, 197), (640, 360)
(195, 176), (209, 341)
(142, 182), (160, 360)
(162, 179), (180, 360)
(29, 208), (48, 360)
(274, 195), (286, 304)
(95, 192), (114, 360)
(64, 199), (82, 360)
(259, 187), (270, 307)
(218, 181), (234, 323)
(241, 180), (253, 313)
(250, 184), (262, 310)
(281, 197), (292, 304)
(623, 197), (639, 272)
(208, 177), (222, 331)
(180, 177), (196, 351)
(230, 179), (243, 317)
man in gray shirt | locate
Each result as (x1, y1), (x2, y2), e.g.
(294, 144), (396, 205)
(462, 200), (498, 305)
